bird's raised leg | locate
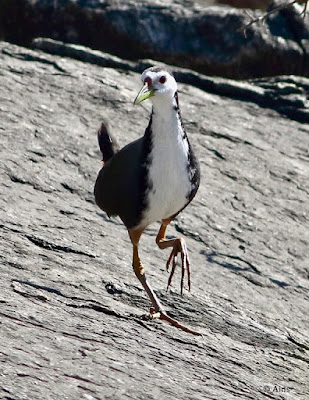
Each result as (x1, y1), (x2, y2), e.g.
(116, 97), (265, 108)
(156, 218), (191, 294)
(129, 228), (200, 336)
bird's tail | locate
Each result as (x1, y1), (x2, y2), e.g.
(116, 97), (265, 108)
(97, 121), (120, 164)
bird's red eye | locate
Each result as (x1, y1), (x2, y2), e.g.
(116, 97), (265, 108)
(159, 75), (166, 84)
(144, 77), (152, 87)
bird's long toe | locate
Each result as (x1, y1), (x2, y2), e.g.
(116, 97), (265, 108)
(141, 305), (200, 335)
(159, 311), (201, 336)
(166, 238), (191, 294)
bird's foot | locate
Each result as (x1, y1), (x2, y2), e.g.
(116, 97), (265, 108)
(146, 307), (201, 336)
(166, 238), (190, 294)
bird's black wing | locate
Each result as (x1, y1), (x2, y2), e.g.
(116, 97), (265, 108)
(94, 137), (147, 229)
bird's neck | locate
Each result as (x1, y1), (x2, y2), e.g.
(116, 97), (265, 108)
(149, 92), (188, 148)
(141, 91), (200, 210)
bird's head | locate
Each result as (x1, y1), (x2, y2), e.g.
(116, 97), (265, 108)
(134, 66), (177, 105)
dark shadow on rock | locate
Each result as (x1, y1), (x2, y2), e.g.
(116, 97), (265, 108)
(12, 279), (67, 297)
(96, 211), (123, 226)
(269, 278), (291, 288)
(201, 249), (261, 275)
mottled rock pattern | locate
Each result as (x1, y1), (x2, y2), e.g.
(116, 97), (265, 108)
(32, 37), (309, 123)
(0, 42), (309, 400)
(1, 0), (309, 78)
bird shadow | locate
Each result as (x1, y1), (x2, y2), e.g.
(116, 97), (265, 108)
(200, 249), (292, 288)
(200, 249), (260, 274)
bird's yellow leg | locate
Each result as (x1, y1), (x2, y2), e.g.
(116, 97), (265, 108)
(129, 228), (164, 313)
(156, 219), (191, 294)
(129, 228), (201, 336)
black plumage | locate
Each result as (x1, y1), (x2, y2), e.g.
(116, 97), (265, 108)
(94, 67), (201, 335)
(94, 115), (153, 230)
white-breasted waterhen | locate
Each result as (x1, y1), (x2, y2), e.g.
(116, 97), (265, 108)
(94, 66), (200, 335)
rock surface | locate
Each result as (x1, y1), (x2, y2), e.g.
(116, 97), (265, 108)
(1, 0), (309, 79)
(0, 41), (309, 399)
(31, 37), (309, 123)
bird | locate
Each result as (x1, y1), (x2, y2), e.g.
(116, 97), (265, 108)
(94, 66), (200, 335)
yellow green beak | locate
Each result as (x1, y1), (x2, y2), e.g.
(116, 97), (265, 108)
(134, 84), (154, 105)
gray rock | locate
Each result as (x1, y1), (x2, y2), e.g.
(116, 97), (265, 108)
(32, 37), (309, 123)
(0, 41), (309, 400)
(1, 0), (309, 78)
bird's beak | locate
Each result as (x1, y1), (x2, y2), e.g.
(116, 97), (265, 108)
(134, 83), (154, 105)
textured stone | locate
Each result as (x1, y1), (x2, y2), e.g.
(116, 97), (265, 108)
(0, 42), (308, 400)
(32, 37), (309, 123)
(1, 0), (309, 78)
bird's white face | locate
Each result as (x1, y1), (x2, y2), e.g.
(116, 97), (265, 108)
(134, 67), (177, 105)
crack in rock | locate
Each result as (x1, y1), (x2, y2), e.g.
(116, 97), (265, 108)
(11, 280), (124, 319)
(25, 234), (95, 258)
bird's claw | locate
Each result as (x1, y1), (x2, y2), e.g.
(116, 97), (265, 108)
(166, 238), (191, 294)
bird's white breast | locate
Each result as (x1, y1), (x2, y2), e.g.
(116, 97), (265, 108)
(141, 107), (191, 227)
